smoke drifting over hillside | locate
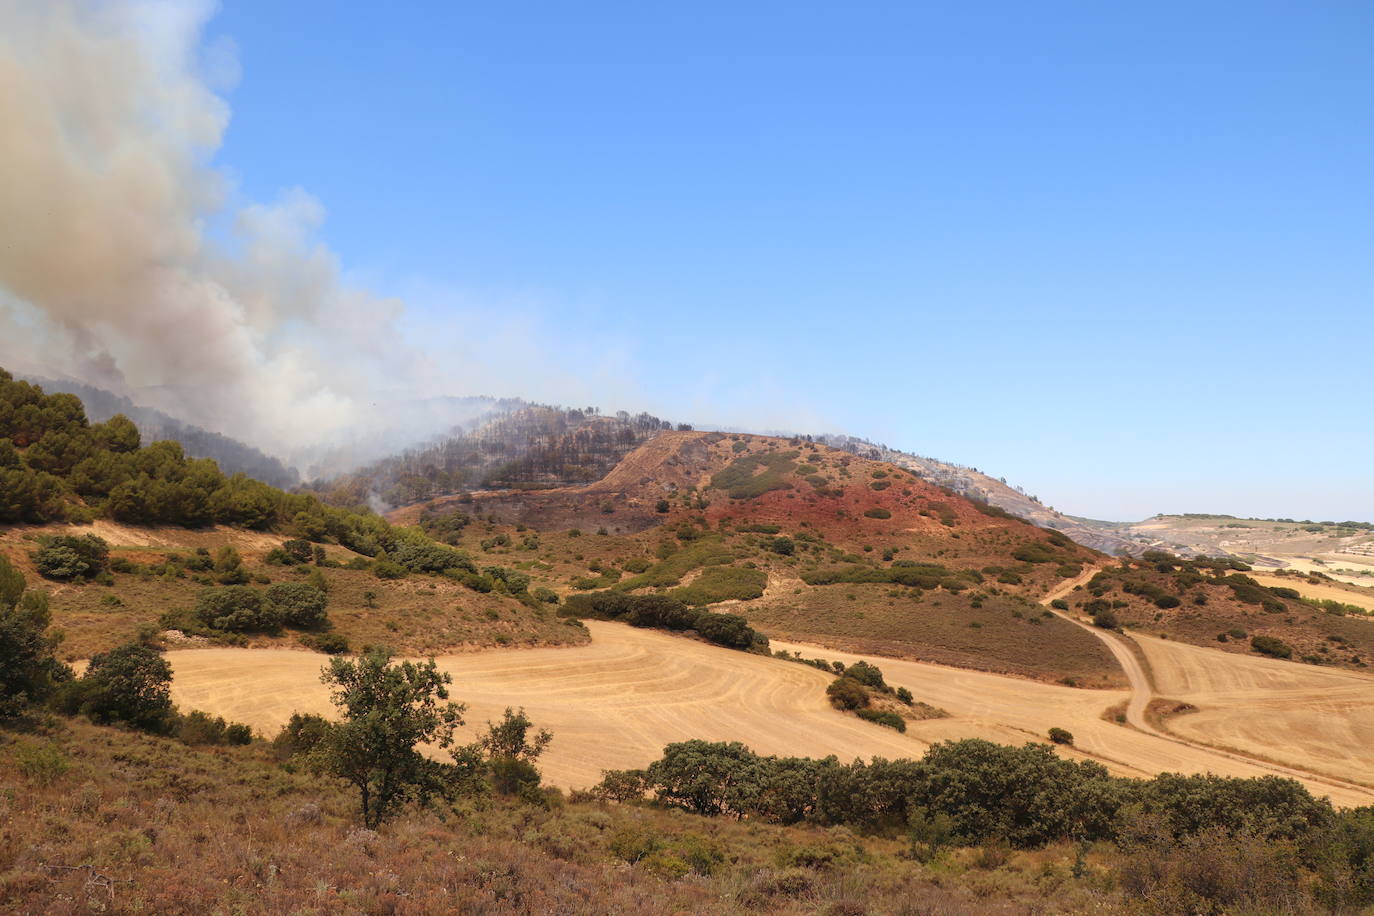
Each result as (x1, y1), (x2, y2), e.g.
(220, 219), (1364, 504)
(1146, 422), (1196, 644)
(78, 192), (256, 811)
(0, 0), (440, 455)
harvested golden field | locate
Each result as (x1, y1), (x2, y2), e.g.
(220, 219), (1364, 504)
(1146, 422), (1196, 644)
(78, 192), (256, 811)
(164, 620), (1374, 806)
(167, 621), (921, 790)
(1248, 571), (1374, 613)
(773, 638), (1374, 808)
(1135, 633), (1374, 792)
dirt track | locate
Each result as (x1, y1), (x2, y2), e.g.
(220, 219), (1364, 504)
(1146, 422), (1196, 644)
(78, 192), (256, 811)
(1038, 568), (1374, 804)
(166, 619), (1374, 805)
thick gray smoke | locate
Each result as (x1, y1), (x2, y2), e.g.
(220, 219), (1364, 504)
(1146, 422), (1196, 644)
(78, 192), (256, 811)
(0, 0), (439, 455)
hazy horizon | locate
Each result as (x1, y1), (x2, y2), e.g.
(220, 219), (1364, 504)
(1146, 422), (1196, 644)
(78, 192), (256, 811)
(1, 1), (1370, 522)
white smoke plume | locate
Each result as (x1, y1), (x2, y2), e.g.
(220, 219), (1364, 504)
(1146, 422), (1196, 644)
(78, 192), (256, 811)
(0, 0), (439, 454)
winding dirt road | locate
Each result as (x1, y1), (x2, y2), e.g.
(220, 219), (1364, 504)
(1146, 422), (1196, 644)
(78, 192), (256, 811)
(1039, 568), (1374, 803)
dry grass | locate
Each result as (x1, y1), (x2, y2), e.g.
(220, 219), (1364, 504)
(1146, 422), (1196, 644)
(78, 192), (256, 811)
(0, 525), (589, 661)
(746, 583), (1124, 687)
(0, 719), (1122, 915)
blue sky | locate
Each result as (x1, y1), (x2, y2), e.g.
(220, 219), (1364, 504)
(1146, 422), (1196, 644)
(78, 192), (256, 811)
(202, 2), (1372, 521)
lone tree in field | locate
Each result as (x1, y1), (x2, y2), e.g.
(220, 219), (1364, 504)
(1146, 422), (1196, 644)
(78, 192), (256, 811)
(467, 706), (553, 797)
(316, 650), (465, 828)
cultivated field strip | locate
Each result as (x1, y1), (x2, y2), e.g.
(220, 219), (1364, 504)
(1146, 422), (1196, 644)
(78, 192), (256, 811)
(166, 621), (1374, 805)
(770, 638), (1374, 807)
(1246, 573), (1374, 613)
(1136, 634), (1374, 790)
(167, 621), (921, 789)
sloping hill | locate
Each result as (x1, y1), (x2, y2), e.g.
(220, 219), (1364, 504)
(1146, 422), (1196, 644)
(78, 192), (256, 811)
(818, 435), (1143, 556)
(25, 375), (301, 488)
(0, 370), (588, 659)
(313, 405), (676, 509)
(1070, 553), (1374, 672)
(396, 431), (1123, 685)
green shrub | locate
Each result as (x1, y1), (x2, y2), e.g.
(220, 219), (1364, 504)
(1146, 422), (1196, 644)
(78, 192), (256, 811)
(694, 611), (765, 650)
(710, 451), (799, 499)
(1048, 727), (1074, 745)
(1012, 543), (1058, 564)
(843, 660), (886, 689)
(13, 740), (71, 785)
(856, 708), (906, 732)
(863, 507), (892, 519)
(561, 591), (765, 650)
(195, 585), (281, 633)
(609, 827), (661, 864)
(669, 566), (767, 605)
(177, 710), (255, 746)
(281, 538), (314, 564)
(1050, 598), (1069, 610)
(1092, 608), (1119, 629)
(674, 834), (726, 876)
(264, 582), (329, 629)
(621, 556), (653, 573)
(1251, 635), (1293, 659)
(33, 534), (110, 580)
(826, 677), (869, 709)
(640, 851), (690, 879)
(802, 562), (975, 592)
(302, 632), (350, 654)
(57, 642), (174, 733)
(768, 536), (795, 556)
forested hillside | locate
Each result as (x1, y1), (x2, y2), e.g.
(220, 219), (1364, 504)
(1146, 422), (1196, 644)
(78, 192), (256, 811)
(0, 367), (385, 541)
(25, 376), (301, 488)
(312, 405), (678, 508)
(0, 368), (586, 659)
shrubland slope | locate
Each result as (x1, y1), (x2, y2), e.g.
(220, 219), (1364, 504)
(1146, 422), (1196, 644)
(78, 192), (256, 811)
(396, 432), (1122, 684)
(1070, 552), (1374, 671)
(0, 369), (587, 659)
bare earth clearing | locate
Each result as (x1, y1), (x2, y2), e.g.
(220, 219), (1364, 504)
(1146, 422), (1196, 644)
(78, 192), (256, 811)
(166, 620), (1374, 806)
